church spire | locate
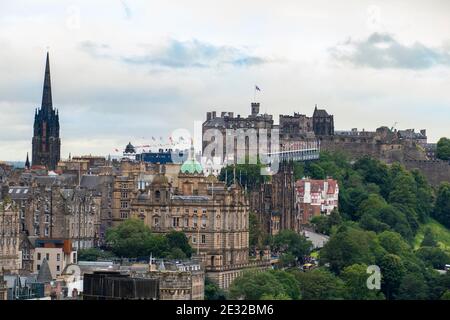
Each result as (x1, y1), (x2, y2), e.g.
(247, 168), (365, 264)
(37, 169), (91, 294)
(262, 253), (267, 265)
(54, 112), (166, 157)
(41, 52), (53, 111)
(25, 153), (30, 170)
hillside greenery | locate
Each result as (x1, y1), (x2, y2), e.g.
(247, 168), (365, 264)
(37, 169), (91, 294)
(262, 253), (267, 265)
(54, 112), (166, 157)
(225, 152), (450, 300)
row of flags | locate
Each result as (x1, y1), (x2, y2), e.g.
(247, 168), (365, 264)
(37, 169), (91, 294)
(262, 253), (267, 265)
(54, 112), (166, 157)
(115, 86), (262, 153)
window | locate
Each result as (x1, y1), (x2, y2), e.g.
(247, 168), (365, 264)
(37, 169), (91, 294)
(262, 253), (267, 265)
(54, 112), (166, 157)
(201, 215), (207, 228)
(193, 216), (198, 228)
(192, 236), (197, 244)
(201, 234), (206, 244)
(56, 265), (60, 272)
(37, 264), (40, 271)
(46, 253), (50, 261)
(73, 252), (77, 264)
(57, 253), (60, 262)
(154, 217), (159, 226)
(37, 253), (41, 260)
(184, 217), (189, 227)
(172, 217), (180, 227)
(121, 192), (128, 199)
(120, 212), (129, 219)
(44, 226), (49, 236)
(120, 201), (129, 209)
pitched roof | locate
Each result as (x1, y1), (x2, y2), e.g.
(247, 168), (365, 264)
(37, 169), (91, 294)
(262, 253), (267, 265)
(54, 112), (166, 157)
(37, 259), (53, 283)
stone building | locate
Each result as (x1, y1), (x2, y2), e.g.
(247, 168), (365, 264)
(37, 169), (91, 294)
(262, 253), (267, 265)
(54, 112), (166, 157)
(32, 53), (61, 170)
(129, 149), (267, 289)
(7, 175), (101, 251)
(0, 201), (21, 274)
(312, 105), (334, 136)
(203, 103), (275, 165)
(143, 260), (204, 300)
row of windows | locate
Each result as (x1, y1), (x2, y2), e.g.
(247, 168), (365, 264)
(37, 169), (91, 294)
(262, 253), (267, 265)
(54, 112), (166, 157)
(37, 252), (61, 261)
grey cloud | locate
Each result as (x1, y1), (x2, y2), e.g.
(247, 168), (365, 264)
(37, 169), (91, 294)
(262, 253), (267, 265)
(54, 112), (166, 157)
(330, 33), (450, 70)
(80, 38), (268, 69)
(79, 41), (112, 59)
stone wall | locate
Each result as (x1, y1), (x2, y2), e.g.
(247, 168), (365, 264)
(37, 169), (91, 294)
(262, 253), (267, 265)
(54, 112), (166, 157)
(404, 160), (450, 187)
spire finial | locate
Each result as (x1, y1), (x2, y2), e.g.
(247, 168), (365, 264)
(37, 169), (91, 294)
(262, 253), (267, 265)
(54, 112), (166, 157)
(41, 52), (53, 111)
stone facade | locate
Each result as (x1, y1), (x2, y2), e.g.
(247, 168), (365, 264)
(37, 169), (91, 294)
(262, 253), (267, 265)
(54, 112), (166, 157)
(0, 201), (21, 274)
(32, 53), (61, 170)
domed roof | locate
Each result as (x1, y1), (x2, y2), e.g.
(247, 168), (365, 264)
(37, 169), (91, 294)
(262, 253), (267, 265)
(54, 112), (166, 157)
(124, 142), (136, 154)
(180, 141), (203, 175)
(180, 159), (203, 175)
(151, 174), (169, 185)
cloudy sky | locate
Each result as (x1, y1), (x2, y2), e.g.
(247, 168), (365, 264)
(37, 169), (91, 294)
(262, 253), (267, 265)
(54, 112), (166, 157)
(1, 0), (450, 161)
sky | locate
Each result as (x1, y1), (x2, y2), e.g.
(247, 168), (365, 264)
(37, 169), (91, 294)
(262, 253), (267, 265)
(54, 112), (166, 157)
(1, 0), (450, 161)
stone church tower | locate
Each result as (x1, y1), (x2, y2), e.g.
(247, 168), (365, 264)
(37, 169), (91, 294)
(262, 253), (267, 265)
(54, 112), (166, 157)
(32, 53), (60, 170)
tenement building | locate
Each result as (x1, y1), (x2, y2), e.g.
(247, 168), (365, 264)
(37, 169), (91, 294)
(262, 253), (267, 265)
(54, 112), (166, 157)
(32, 53), (61, 170)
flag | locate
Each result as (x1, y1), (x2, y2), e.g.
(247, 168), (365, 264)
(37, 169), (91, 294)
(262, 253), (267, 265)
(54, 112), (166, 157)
(255, 85), (261, 91)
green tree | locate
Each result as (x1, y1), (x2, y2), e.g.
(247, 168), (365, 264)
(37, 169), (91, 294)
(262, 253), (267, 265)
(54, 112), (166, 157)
(204, 277), (227, 300)
(416, 247), (450, 269)
(272, 230), (312, 264)
(294, 268), (344, 300)
(433, 182), (450, 228)
(377, 231), (410, 256)
(341, 264), (385, 300)
(105, 219), (155, 258)
(229, 270), (299, 300)
(396, 273), (429, 300)
(319, 227), (383, 273)
(378, 253), (405, 299)
(437, 137), (450, 161)
(77, 248), (115, 261)
(166, 231), (193, 258)
(421, 228), (437, 247)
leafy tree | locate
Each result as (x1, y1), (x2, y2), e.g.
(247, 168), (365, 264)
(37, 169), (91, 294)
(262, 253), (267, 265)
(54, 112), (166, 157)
(229, 270), (299, 300)
(293, 268), (344, 300)
(106, 219), (156, 258)
(411, 169), (434, 222)
(279, 253), (296, 268)
(77, 248), (115, 261)
(437, 137), (450, 161)
(272, 230), (312, 264)
(416, 247), (450, 269)
(319, 227), (383, 273)
(166, 231), (193, 258)
(204, 277), (227, 300)
(433, 182), (450, 228)
(378, 253), (405, 299)
(341, 264), (385, 300)
(441, 290), (450, 300)
(377, 231), (410, 256)
(260, 293), (292, 300)
(396, 273), (429, 300)
(421, 228), (437, 247)
(105, 219), (193, 259)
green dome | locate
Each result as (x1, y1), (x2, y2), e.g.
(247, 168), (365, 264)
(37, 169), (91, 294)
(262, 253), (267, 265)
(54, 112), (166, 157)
(180, 158), (203, 174)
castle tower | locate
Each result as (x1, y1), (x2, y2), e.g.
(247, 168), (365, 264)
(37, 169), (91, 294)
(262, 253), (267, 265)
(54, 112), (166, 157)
(32, 52), (61, 170)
